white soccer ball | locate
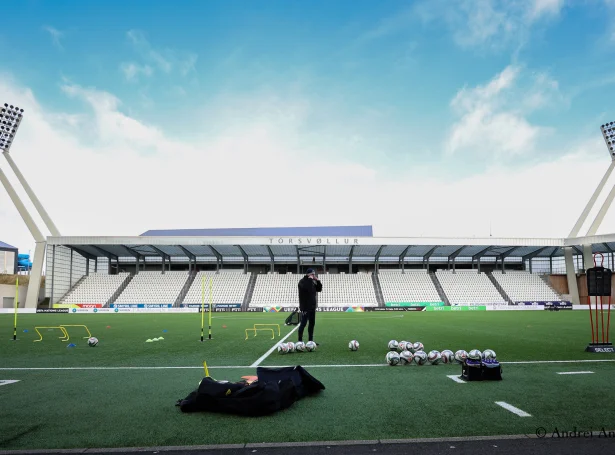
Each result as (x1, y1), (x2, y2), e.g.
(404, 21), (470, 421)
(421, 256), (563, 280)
(286, 342), (296, 353)
(413, 350), (427, 365)
(348, 340), (360, 351)
(295, 341), (306, 352)
(386, 351), (401, 366)
(305, 341), (317, 352)
(428, 350), (442, 365)
(399, 350), (414, 365)
(388, 340), (399, 351)
(441, 350), (455, 364)
(468, 349), (482, 360)
(406, 341), (415, 353)
(398, 341), (409, 352)
(87, 337), (98, 347)
(412, 341), (424, 352)
(277, 343), (289, 354)
(454, 350), (468, 363)
(482, 349), (496, 360)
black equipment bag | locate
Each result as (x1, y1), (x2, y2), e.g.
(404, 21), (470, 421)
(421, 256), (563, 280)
(176, 365), (324, 416)
(460, 359), (502, 381)
(285, 308), (301, 325)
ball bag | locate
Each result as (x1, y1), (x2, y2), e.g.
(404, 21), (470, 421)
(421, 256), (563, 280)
(461, 359), (502, 381)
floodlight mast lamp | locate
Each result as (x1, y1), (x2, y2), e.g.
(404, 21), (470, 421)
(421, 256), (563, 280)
(0, 103), (47, 309)
(564, 121), (615, 304)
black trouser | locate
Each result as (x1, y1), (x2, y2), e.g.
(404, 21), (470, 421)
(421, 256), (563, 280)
(298, 309), (316, 342)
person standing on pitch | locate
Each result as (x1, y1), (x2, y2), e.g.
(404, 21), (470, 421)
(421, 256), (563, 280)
(298, 268), (322, 345)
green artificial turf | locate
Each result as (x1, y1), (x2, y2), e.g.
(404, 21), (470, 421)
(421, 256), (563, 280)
(0, 311), (614, 450)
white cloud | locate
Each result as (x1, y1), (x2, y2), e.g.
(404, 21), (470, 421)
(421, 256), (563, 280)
(125, 30), (197, 77)
(414, 0), (565, 50)
(446, 65), (562, 159)
(120, 62), (153, 81)
(42, 26), (63, 50)
(0, 75), (614, 261)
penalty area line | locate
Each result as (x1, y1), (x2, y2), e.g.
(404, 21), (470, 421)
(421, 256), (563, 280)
(250, 325), (299, 368)
(557, 371), (594, 375)
(494, 401), (531, 417)
(447, 375), (466, 383)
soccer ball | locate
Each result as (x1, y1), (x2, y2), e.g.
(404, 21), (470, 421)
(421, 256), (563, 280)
(287, 342), (296, 353)
(87, 337), (98, 347)
(412, 341), (424, 352)
(406, 341), (415, 353)
(386, 351), (401, 366)
(399, 350), (414, 365)
(441, 349), (455, 364)
(348, 340), (360, 351)
(398, 341), (409, 352)
(277, 343), (289, 354)
(305, 341), (317, 352)
(482, 349), (496, 360)
(295, 341), (306, 352)
(454, 350), (468, 363)
(428, 350), (442, 365)
(388, 340), (399, 351)
(413, 350), (427, 365)
(468, 349), (482, 360)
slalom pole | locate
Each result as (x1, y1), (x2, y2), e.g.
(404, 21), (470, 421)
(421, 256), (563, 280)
(200, 275), (205, 342)
(208, 277), (213, 340)
(12, 277), (18, 341)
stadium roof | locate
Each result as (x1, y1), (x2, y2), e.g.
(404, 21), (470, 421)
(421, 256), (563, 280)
(0, 240), (17, 250)
(140, 226), (373, 237)
(45, 233), (615, 262)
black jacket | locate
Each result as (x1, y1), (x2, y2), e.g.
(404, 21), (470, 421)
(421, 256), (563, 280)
(298, 275), (322, 311)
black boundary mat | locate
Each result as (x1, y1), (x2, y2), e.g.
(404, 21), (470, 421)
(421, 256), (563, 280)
(2, 434), (615, 455)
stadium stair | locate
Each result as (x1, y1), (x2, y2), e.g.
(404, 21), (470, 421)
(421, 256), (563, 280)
(486, 272), (514, 305)
(429, 272), (451, 306)
(538, 274), (565, 300)
(105, 273), (134, 307)
(57, 275), (87, 302)
(242, 273), (258, 310)
(371, 273), (385, 307)
(174, 270), (197, 307)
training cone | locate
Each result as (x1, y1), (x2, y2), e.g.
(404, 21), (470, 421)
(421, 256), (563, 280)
(106, 326), (111, 329)
(158, 337), (164, 340)
(67, 343), (76, 348)
(222, 325), (227, 329)
(146, 339), (153, 343)
(23, 329), (28, 333)
(163, 329), (167, 333)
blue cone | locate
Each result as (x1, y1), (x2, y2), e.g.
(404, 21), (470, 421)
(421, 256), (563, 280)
(23, 329), (28, 333)
(67, 343), (76, 348)
(163, 330), (167, 333)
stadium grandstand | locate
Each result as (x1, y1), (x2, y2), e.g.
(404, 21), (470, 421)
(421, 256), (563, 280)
(36, 225), (615, 312)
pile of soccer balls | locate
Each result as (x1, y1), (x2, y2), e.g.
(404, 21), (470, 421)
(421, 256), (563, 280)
(385, 340), (496, 366)
(277, 340), (317, 354)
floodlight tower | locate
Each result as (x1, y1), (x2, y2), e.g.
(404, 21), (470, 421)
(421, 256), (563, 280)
(0, 102), (61, 308)
(564, 121), (615, 304)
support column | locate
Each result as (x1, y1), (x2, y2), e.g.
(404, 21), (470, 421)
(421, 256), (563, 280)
(69, 248), (73, 287)
(26, 242), (46, 308)
(564, 248), (579, 305)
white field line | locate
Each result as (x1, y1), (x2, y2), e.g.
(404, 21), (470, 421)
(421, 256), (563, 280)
(494, 401), (532, 417)
(250, 325), (299, 368)
(0, 380), (20, 386)
(212, 315), (404, 320)
(447, 375), (466, 383)
(556, 371), (594, 375)
(1, 359), (615, 372)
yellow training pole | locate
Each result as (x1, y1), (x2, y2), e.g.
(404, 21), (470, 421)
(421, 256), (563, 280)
(12, 277), (18, 341)
(200, 275), (205, 342)
(203, 360), (210, 377)
(208, 277), (213, 340)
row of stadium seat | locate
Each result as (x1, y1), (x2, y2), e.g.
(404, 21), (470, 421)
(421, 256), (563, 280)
(58, 270), (564, 307)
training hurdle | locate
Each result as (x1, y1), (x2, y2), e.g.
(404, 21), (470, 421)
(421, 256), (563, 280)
(33, 326), (69, 342)
(59, 325), (93, 341)
(245, 328), (275, 340)
(253, 324), (280, 336)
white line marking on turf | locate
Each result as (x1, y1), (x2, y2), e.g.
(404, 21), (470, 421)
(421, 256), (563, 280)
(557, 371), (594, 375)
(0, 380), (20, 386)
(250, 325), (299, 368)
(447, 375), (466, 383)
(2, 358), (615, 371)
(494, 401), (531, 417)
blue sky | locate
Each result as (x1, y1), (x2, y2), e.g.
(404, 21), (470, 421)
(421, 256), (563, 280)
(2, 0), (615, 253)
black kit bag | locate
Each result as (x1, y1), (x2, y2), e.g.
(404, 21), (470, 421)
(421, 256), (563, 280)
(461, 359), (483, 381)
(285, 308), (302, 325)
(481, 359), (502, 380)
